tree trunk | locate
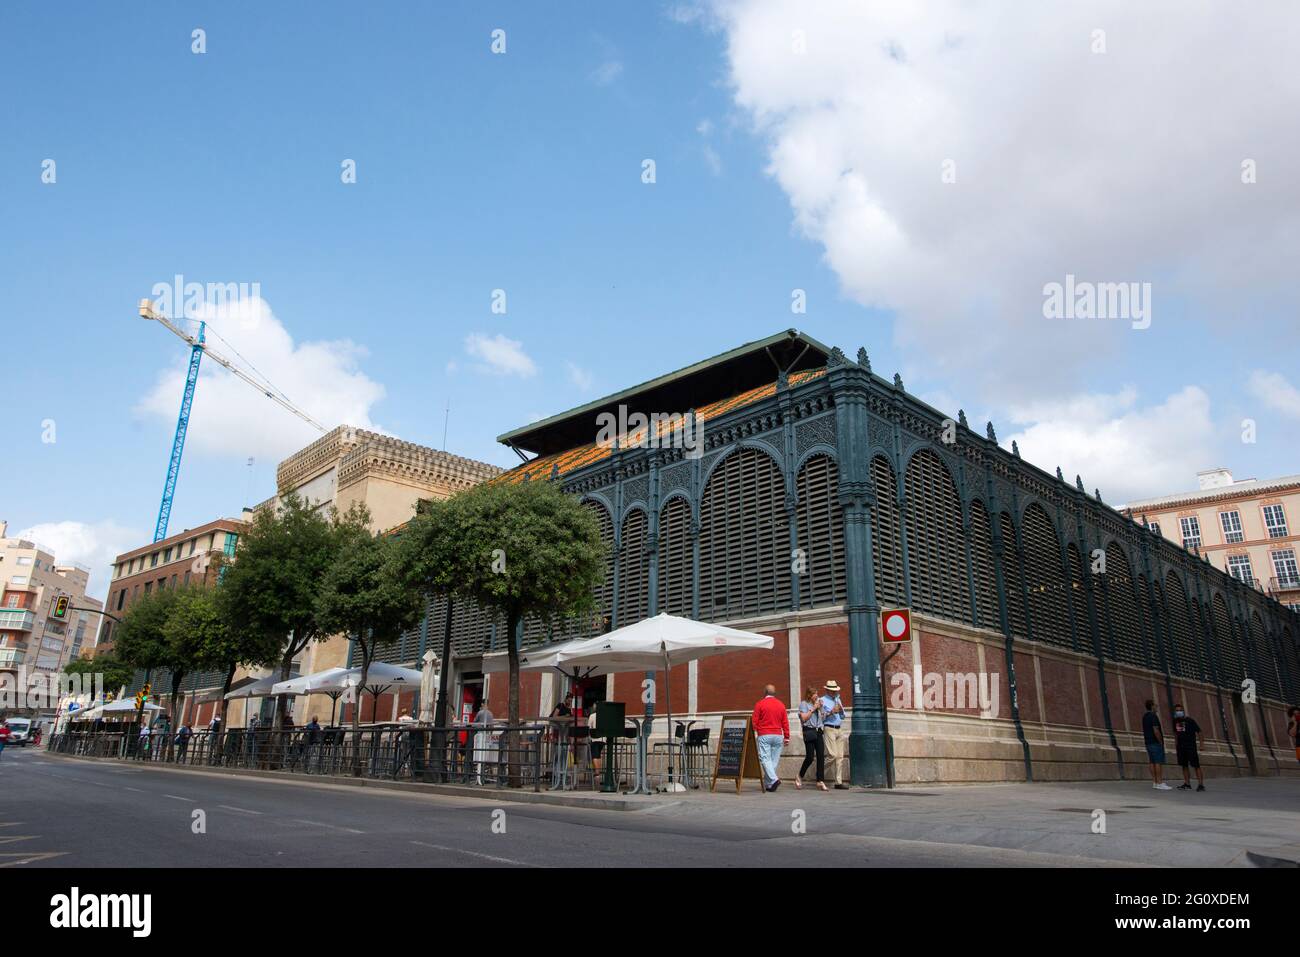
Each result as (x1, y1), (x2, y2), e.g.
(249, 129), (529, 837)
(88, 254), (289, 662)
(432, 596), (453, 782)
(507, 609), (521, 787)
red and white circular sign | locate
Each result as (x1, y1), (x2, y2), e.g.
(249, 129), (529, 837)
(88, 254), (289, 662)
(881, 608), (912, 643)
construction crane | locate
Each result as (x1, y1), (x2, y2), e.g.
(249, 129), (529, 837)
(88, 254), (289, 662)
(138, 299), (327, 542)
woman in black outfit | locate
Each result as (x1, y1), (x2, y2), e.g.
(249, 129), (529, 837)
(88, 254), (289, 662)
(796, 685), (828, 791)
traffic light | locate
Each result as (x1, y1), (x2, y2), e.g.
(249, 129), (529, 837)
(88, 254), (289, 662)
(52, 595), (69, 620)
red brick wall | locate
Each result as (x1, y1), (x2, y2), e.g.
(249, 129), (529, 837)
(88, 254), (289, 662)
(798, 623), (849, 696)
(697, 629), (788, 712)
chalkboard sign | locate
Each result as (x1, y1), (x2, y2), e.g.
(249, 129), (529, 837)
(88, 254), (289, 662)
(711, 714), (763, 793)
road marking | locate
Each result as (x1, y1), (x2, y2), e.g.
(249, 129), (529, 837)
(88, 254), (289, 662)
(163, 794), (194, 802)
(123, 786), (145, 793)
(410, 840), (538, 867)
(0, 835), (38, 845)
(0, 851), (69, 867)
(217, 805), (262, 815)
(290, 819), (365, 834)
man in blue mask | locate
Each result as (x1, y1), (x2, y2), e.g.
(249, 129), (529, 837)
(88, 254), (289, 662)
(1171, 703), (1205, 792)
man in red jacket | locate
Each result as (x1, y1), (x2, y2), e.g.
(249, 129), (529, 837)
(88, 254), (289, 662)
(751, 685), (790, 792)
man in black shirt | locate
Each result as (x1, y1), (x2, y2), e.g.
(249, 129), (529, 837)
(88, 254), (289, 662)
(1172, 702), (1205, 791)
(1141, 699), (1171, 790)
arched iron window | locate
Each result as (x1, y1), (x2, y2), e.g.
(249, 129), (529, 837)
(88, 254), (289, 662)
(1249, 612), (1280, 700)
(1103, 543), (1146, 666)
(618, 508), (650, 627)
(698, 446), (789, 621)
(902, 449), (971, 623)
(969, 499), (998, 630)
(1020, 503), (1069, 647)
(796, 454), (846, 609)
(999, 512), (1029, 640)
(657, 496), (692, 618)
(870, 455), (904, 607)
(1067, 543), (1091, 652)
(1211, 594), (1242, 689)
(1163, 571), (1201, 681)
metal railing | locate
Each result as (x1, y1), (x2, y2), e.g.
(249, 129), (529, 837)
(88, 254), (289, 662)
(48, 723), (721, 793)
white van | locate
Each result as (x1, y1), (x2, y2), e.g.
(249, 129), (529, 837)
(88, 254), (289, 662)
(3, 717), (33, 745)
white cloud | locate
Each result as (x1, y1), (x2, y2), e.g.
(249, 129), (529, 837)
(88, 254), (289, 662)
(1005, 386), (1215, 504)
(17, 519), (144, 600)
(566, 362), (595, 391)
(1247, 370), (1300, 420)
(701, 1), (1300, 401)
(590, 60), (623, 86)
(464, 333), (537, 377)
(136, 296), (386, 461)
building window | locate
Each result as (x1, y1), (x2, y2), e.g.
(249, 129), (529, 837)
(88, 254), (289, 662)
(1219, 510), (1244, 544)
(144, 582), (152, 594)
(1263, 504), (1288, 538)
(16, 556), (31, 565)
(150, 552), (158, 568)
(163, 547), (172, 562)
(1179, 516), (1201, 550)
(223, 532), (238, 557)
(1146, 521), (1161, 537)
(5, 595), (18, 608)
(11, 576), (27, 586)
(116, 589), (125, 611)
(1272, 549), (1299, 588)
(188, 539), (196, 556)
(1226, 554), (1254, 585)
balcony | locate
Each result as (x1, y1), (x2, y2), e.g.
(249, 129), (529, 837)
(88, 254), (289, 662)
(1268, 575), (1300, 595)
(0, 648), (24, 667)
(0, 609), (35, 632)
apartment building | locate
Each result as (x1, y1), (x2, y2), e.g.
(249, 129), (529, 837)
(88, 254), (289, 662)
(96, 516), (249, 656)
(1121, 468), (1300, 613)
(0, 521), (104, 681)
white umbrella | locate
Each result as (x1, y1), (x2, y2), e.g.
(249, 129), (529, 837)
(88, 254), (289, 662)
(553, 613), (775, 790)
(481, 638), (611, 676)
(271, 667), (352, 696)
(277, 663), (423, 724)
(223, 674), (285, 700)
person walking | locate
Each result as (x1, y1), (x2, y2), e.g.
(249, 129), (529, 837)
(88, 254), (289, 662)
(1172, 702), (1205, 791)
(0, 722), (11, 762)
(137, 721), (152, 760)
(796, 686), (828, 791)
(175, 723), (192, 761)
(820, 680), (849, 789)
(1142, 699), (1171, 790)
(1288, 706), (1300, 764)
(751, 684), (790, 792)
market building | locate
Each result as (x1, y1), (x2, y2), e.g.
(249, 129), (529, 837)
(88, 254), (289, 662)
(377, 330), (1300, 784)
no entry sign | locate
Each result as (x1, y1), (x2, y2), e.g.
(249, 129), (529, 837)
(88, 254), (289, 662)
(881, 608), (912, 643)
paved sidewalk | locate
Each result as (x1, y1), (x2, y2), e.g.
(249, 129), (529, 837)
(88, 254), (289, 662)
(630, 776), (1300, 867)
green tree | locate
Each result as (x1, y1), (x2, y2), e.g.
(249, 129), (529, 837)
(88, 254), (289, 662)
(172, 585), (281, 722)
(317, 504), (424, 773)
(218, 492), (342, 729)
(114, 586), (182, 725)
(398, 479), (605, 782)
(61, 655), (134, 699)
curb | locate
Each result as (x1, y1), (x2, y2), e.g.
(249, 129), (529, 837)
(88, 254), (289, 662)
(43, 752), (635, 812)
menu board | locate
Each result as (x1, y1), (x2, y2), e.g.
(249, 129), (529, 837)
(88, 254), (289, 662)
(711, 714), (762, 793)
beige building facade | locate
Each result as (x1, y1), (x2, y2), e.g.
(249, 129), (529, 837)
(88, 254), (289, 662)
(221, 427), (502, 726)
(1121, 469), (1300, 614)
(0, 521), (104, 688)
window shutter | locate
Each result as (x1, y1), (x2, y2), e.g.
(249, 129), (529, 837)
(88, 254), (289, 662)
(902, 449), (971, 623)
(658, 496), (692, 618)
(1020, 504), (1070, 648)
(699, 447), (789, 621)
(970, 500), (999, 630)
(999, 512), (1029, 640)
(795, 454), (845, 608)
(870, 456), (904, 607)
(618, 509), (649, 627)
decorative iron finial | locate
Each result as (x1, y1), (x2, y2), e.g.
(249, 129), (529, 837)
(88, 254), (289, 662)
(1095, 488), (1102, 503)
(1075, 475), (1085, 492)
(893, 372), (904, 390)
(522, 471), (531, 483)
(776, 368), (789, 391)
(1056, 466), (1064, 482)
(827, 346), (848, 367)
(549, 462), (560, 480)
(856, 347), (871, 371)
(986, 421), (997, 442)
(1012, 440), (1020, 458)
(958, 409), (968, 429)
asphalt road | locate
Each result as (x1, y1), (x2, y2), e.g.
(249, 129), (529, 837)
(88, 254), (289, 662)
(0, 747), (1118, 868)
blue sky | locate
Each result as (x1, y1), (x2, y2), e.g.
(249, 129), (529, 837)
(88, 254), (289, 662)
(2, 2), (1297, 598)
